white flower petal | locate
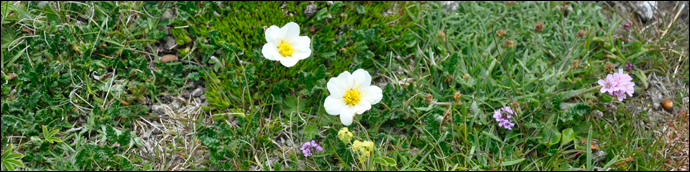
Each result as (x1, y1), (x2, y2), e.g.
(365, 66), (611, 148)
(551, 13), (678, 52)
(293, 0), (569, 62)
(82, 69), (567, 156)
(339, 107), (355, 126)
(265, 26), (280, 44)
(262, 43), (277, 61)
(278, 57), (299, 67)
(327, 76), (347, 98)
(324, 96), (346, 115)
(352, 69), (372, 87)
(353, 101), (371, 114)
(336, 71), (353, 89)
(292, 48), (312, 60)
(283, 22), (300, 39)
(292, 36), (311, 49)
(362, 85), (383, 104)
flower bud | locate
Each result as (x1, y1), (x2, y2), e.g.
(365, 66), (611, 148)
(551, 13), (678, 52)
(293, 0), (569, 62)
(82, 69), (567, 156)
(436, 30), (447, 42)
(534, 21), (544, 33)
(496, 29), (506, 37)
(576, 29), (586, 38)
(425, 93), (433, 104)
(463, 73), (470, 79)
(453, 92), (462, 102)
(503, 40), (514, 48)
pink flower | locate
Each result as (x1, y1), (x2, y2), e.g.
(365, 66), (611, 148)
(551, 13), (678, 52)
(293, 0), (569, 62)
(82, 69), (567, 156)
(598, 74), (618, 93)
(598, 68), (635, 101)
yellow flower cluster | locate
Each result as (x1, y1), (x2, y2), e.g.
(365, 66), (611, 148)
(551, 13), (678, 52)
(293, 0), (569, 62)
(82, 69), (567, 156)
(338, 127), (353, 144)
(352, 140), (374, 162)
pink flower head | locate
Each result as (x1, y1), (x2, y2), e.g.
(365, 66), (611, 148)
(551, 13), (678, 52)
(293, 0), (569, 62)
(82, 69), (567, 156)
(598, 74), (618, 93)
(300, 140), (323, 157)
(598, 68), (635, 101)
(493, 106), (515, 130)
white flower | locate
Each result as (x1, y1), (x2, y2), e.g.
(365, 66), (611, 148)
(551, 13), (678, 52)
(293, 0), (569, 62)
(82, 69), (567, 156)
(324, 69), (383, 126)
(262, 22), (312, 67)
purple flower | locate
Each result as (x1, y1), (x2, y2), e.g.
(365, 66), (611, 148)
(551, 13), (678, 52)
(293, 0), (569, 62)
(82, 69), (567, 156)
(623, 22), (632, 30)
(300, 140), (323, 157)
(625, 61), (635, 71)
(493, 106), (515, 130)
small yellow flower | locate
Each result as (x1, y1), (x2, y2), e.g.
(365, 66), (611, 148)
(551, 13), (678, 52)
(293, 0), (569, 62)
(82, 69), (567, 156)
(338, 127), (353, 144)
(352, 140), (375, 162)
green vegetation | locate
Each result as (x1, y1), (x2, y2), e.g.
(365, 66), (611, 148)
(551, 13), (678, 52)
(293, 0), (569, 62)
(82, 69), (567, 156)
(1, 1), (687, 171)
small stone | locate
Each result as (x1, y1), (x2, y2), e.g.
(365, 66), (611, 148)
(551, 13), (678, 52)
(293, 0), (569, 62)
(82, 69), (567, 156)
(152, 105), (166, 114)
(200, 95), (206, 100)
(662, 99), (673, 110)
(160, 54), (178, 63)
(304, 2), (317, 17)
(181, 90), (190, 97)
(634, 1), (657, 24)
(161, 10), (174, 20)
(171, 101), (181, 110)
(165, 36), (177, 50)
(191, 87), (204, 97)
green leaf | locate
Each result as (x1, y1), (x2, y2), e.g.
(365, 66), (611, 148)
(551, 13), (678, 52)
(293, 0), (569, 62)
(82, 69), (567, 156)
(281, 96), (305, 115)
(634, 69), (648, 89)
(560, 128), (575, 146)
(600, 93), (613, 102)
(560, 103), (591, 122)
(1, 144), (24, 171)
(375, 157), (397, 166)
(303, 124), (318, 141)
(538, 127), (561, 147)
(482, 131), (502, 143)
(500, 158), (525, 166)
(404, 33), (417, 47)
(356, 4), (366, 14)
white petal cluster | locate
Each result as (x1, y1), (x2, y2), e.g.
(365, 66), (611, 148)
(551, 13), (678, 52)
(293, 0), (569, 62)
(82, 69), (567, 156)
(324, 69), (383, 126)
(262, 22), (312, 67)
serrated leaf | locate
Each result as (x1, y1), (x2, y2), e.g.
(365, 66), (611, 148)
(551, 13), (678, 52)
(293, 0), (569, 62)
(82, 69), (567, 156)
(500, 158), (525, 166)
(551, 93), (563, 110)
(303, 124), (318, 141)
(356, 5), (366, 14)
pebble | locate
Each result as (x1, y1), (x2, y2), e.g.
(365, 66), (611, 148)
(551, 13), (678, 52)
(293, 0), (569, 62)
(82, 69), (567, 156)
(161, 10), (174, 19)
(165, 36), (177, 50)
(171, 101), (181, 110)
(634, 1), (657, 24)
(304, 1), (317, 17)
(191, 87), (204, 97)
(152, 105), (166, 114)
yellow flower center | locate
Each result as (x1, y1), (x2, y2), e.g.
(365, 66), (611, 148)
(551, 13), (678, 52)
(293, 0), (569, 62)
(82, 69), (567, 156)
(342, 85), (362, 106)
(277, 39), (293, 57)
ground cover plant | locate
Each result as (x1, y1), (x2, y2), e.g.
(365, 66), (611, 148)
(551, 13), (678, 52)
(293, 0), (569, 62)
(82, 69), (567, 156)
(1, 1), (688, 171)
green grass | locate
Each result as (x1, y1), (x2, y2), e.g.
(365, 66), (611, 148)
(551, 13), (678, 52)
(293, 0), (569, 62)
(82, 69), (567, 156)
(1, 1), (688, 171)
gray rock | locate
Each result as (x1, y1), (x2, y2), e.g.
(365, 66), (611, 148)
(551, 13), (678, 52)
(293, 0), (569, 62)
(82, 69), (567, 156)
(161, 10), (174, 20)
(171, 100), (181, 110)
(304, 2), (317, 17)
(181, 89), (190, 98)
(152, 105), (166, 114)
(634, 1), (657, 24)
(165, 36), (177, 50)
(191, 87), (205, 97)
(200, 95), (206, 100)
